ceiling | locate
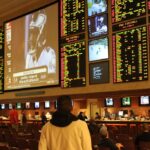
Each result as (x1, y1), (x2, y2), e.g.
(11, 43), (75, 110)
(0, 0), (56, 25)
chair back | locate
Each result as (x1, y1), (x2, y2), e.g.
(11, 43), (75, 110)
(99, 146), (111, 150)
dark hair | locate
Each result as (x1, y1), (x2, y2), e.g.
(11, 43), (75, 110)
(57, 95), (73, 112)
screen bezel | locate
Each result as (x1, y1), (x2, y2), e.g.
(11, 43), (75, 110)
(4, 2), (60, 91)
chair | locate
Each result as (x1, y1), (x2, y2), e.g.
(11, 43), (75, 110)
(9, 148), (19, 150)
(5, 135), (18, 149)
(28, 139), (38, 150)
(99, 146), (111, 150)
(91, 134), (101, 150)
(138, 141), (150, 150)
(16, 138), (30, 150)
(0, 145), (9, 150)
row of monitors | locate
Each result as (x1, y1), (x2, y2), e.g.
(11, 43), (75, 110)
(0, 95), (149, 110)
(0, 101), (52, 110)
(105, 96), (150, 107)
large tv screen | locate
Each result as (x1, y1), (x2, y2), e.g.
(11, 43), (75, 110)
(4, 3), (59, 90)
(89, 37), (108, 61)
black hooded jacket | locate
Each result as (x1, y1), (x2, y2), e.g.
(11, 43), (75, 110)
(50, 111), (78, 127)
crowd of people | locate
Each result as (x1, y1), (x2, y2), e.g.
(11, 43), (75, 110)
(8, 95), (150, 150)
(38, 95), (150, 150)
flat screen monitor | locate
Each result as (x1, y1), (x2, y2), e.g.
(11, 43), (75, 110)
(88, 13), (108, 38)
(89, 37), (108, 61)
(89, 61), (109, 84)
(118, 110), (124, 117)
(1, 104), (5, 110)
(16, 103), (21, 109)
(87, 0), (107, 17)
(25, 102), (30, 109)
(140, 96), (150, 106)
(105, 98), (114, 107)
(4, 2), (59, 90)
(8, 103), (12, 109)
(34, 102), (40, 109)
(44, 101), (50, 109)
(121, 97), (131, 107)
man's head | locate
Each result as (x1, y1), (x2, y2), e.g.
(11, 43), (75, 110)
(56, 95), (73, 112)
(100, 125), (108, 138)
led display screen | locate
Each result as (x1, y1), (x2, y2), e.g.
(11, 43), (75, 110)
(60, 0), (85, 37)
(113, 26), (148, 83)
(111, 0), (146, 23)
(61, 38), (86, 88)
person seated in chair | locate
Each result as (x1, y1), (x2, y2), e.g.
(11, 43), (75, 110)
(98, 125), (123, 150)
(135, 123), (150, 150)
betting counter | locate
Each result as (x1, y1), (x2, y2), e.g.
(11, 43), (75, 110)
(94, 120), (150, 135)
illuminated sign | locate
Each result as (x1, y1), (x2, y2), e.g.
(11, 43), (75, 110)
(113, 26), (148, 83)
(111, 0), (146, 23)
(60, 0), (85, 37)
(61, 36), (86, 88)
